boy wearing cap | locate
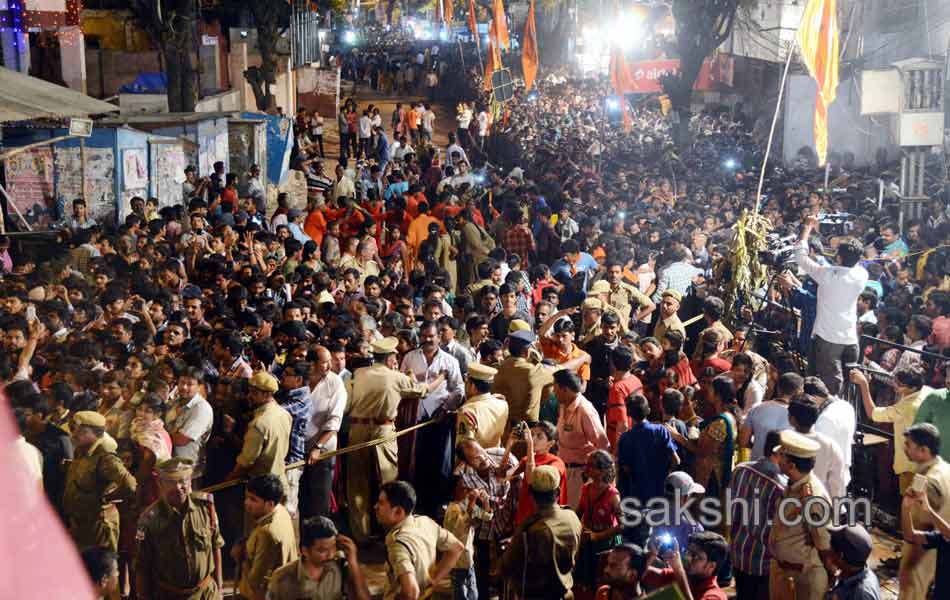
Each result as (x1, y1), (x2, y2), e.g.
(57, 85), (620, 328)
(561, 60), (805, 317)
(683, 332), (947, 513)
(64, 410), (137, 552)
(767, 430), (834, 600)
(456, 363), (509, 448)
(499, 465), (583, 599)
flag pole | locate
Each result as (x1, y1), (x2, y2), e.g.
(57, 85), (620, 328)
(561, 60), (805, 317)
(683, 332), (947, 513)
(754, 41), (795, 217)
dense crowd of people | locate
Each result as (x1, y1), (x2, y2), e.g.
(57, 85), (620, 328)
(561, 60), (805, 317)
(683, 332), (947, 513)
(6, 39), (950, 600)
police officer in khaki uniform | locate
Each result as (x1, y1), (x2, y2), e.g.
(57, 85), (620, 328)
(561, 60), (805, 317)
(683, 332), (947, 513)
(897, 423), (950, 600)
(135, 458), (224, 600)
(596, 263), (657, 327)
(227, 372), (292, 490)
(768, 430), (834, 600)
(493, 330), (555, 435)
(499, 464), (582, 599)
(347, 337), (438, 543)
(587, 280), (636, 333)
(376, 480), (464, 600)
(236, 474), (298, 600)
(456, 363), (509, 448)
(267, 516), (370, 600)
(64, 411), (137, 552)
(653, 289), (686, 342)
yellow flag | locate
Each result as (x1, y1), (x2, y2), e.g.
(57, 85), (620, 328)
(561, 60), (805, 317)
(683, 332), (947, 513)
(796, 0), (839, 165)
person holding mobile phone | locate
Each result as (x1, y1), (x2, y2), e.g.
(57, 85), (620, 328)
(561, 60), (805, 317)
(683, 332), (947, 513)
(267, 516), (370, 600)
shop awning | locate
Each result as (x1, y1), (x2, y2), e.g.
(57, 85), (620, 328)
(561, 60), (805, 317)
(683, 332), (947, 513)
(0, 67), (118, 122)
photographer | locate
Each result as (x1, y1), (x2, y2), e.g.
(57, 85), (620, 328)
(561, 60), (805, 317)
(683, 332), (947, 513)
(641, 531), (730, 600)
(794, 215), (868, 395)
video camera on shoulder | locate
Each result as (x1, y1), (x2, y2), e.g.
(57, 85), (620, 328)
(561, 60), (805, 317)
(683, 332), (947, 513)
(819, 213), (853, 236)
(758, 233), (798, 268)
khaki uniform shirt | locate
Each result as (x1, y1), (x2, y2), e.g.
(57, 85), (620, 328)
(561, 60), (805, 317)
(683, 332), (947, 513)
(913, 456), (950, 527)
(608, 282), (652, 324)
(768, 471), (832, 567)
(384, 514), (462, 600)
(135, 493), (224, 599)
(653, 314), (686, 342)
(63, 437), (137, 550)
(349, 363), (429, 421)
(493, 356), (554, 428)
(239, 505), (299, 599)
(237, 401), (293, 486)
(267, 558), (344, 600)
(456, 393), (509, 448)
(499, 505), (582, 599)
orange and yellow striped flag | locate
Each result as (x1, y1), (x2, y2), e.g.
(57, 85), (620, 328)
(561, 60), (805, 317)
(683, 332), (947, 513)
(484, 37), (499, 91)
(521, 0), (538, 92)
(796, 0), (839, 165)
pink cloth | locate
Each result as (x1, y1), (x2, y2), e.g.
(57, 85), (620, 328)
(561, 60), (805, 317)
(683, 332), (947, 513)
(0, 396), (98, 599)
(130, 417), (172, 461)
(556, 396), (609, 465)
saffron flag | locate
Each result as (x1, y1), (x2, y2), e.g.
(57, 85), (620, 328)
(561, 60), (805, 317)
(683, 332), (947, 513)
(796, 0), (839, 165)
(484, 37), (498, 92)
(609, 47), (634, 131)
(444, 0), (454, 28)
(491, 0), (509, 50)
(468, 0), (479, 50)
(521, 0), (538, 92)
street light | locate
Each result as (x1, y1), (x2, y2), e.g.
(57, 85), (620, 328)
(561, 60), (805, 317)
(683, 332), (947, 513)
(344, 30), (357, 44)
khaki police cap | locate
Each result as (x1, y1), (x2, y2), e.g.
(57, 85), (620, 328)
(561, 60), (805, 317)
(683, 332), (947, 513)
(157, 457), (195, 480)
(582, 298), (604, 311)
(73, 410), (106, 428)
(773, 430), (820, 459)
(530, 465), (561, 492)
(589, 280), (611, 294)
(371, 336), (399, 354)
(662, 289), (683, 302)
(248, 371), (279, 393)
(467, 363), (498, 382)
(507, 319), (531, 333)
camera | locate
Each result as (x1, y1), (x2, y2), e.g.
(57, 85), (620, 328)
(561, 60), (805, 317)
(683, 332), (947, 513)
(758, 233), (798, 267)
(819, 213), (853, 236)
(653, 532), (675, 553)
(512, 421), (527, 436)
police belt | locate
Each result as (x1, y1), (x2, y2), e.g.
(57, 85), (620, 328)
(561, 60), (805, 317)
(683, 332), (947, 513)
(774, 559), (804, 572)
(156, 573), (213, 597)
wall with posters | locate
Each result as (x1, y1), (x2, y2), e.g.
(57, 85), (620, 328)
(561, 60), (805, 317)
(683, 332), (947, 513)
(149, 141), (186, 210)
(5, 148), (55, 229)
(196, 117), (230, 177)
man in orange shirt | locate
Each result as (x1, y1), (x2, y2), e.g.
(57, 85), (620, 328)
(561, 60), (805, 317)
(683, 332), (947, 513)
(406, 201), (443, 271)
(407, 103), (421, 145)
(537, 310), (591, 388)
(606, 345), (643, 452)
(303, 198), (328, 246)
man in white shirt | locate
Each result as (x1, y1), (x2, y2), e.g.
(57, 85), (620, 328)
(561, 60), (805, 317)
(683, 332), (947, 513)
(400, 320), (464, 514)
(303, 345), (347, 519)
(358, 110), (373, 158)
(421, 103), (436, 143)
(805, 376), (856, 489)
(476, 108), (490, 149)
(789, 392), (848, 498)
(794, 215), (868, 395)
(170, 368), (214, 482)
(332, 163), (356, 202)
(446, 132), (468, 167)
(246, 163), (266, 215)
(456, 103), (473, 148)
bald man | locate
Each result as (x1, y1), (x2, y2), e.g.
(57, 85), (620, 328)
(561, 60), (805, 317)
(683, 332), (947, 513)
(301, 345), (348, 520)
